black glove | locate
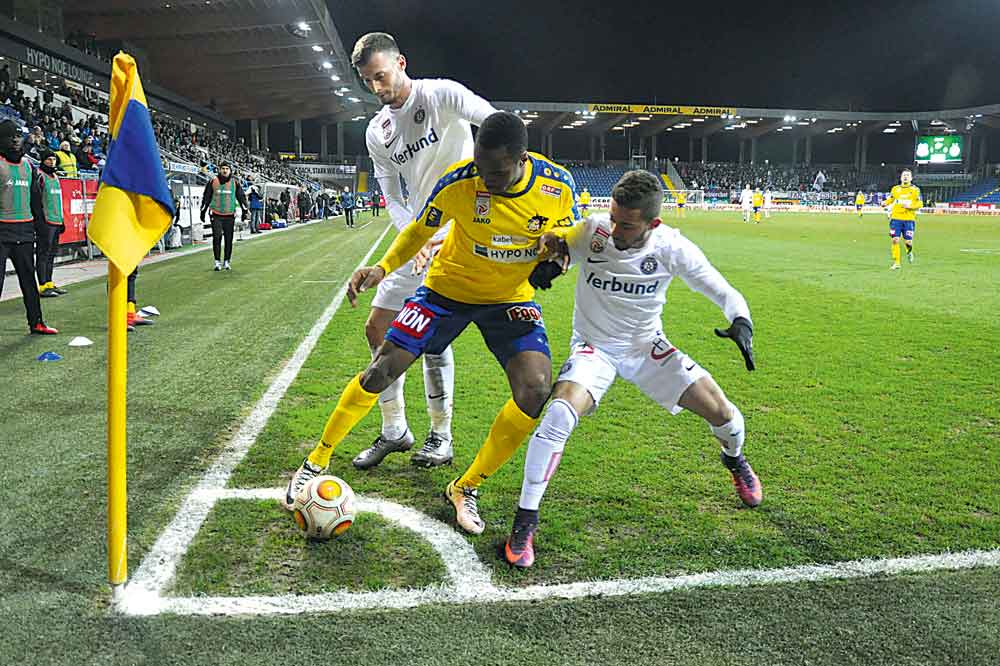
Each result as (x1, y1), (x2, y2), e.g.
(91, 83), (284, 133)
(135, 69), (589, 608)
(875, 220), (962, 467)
(529, 260), (564, 290)
(714, 316), (755, 371)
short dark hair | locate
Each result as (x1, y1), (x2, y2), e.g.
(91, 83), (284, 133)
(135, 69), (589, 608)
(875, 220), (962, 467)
(475, 111), (527, 157)
(351, 32), (399, 69)
(612, 170), (663, 221)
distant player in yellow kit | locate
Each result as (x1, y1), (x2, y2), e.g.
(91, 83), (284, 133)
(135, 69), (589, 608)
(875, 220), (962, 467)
(884, 170), (922, 270)
(752, 188), (763, 223)
(675, 190), (687, 218)
(577, 187), (591, 217)
(855, 191), (865, 218)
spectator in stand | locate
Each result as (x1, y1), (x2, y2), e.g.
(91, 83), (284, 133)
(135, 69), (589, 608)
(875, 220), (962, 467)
(342, 186), (355, 228)
(247, 180), (264, 234)
(371, 191), (382, 217)
(297, 186), (312, 224)
(315, 191), (327, 219)
(55, 140), (78, 178)
(74, 139), (99, 172)
(200, 161), (248, 271)
(280, 188), (291, 221)
(24, 131), (44, 161)
(0, 120), (57, 334)
(34, 150), (67, 298)
(0, 64), (11, 93)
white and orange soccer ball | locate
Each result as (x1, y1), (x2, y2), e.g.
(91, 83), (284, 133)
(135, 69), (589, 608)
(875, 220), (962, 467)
(292, 475), (356, 540)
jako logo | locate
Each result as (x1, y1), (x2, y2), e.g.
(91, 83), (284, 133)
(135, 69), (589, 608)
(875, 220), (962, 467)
(391, 302), (435, 338)
(390, 128), (439, 166)
(585, 272), (659, 295)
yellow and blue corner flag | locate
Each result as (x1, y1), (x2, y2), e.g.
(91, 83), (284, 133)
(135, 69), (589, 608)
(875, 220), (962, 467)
(87, 52), (174, 276)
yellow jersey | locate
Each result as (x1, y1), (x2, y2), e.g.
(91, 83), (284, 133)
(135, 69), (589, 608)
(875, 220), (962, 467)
(855, 193), (865, 206)
(376, 153), (579, 304)
(578, 190), (590, 206)
(676, 192), (687, 205)
(752, 191), (763, 207)
(884, 184), (922, 221)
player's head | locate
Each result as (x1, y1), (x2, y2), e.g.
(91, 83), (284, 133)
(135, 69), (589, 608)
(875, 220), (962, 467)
(474, 111), (528, 195)
(0, 120), (22, 155)
(900, 169), (912, 186)
(219, 161), (232, 179)
(352, 32), (408, 108)
(609, 170), (662, 251)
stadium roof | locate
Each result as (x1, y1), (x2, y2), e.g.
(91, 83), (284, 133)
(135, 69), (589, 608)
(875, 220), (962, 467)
(63, 0), (373, 123)
(493, 102), (1000, 139)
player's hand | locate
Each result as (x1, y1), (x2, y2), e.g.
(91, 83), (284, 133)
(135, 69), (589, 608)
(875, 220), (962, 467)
(714, 316), (755, 371)
(529, 260), (564, 290)
(537, 233), (570, 272)
(347, 265), (386, 307)
(411, 238), (443, 275)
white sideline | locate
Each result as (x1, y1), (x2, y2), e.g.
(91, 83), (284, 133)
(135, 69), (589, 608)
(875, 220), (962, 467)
(117, 222), (393, 613)
(116, 218), (1000, 617)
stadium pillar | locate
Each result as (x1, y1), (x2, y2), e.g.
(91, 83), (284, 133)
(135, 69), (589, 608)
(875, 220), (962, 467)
(590, 135), (597, 163)
(650, 134), (657, 163)
(599, 133), (606, 162)
(260, 121), (269, 152)
(964, 134), (973, 171)
(321, 124), (329, 161)
(805, 135), (813, 166)
(545, 132), (553, 159)
(688, 137), (694, 163)
(336, 122), (344, 161)
(854, 133), (861, 169)
(750, 137), (758, 164)
(739, 139), (745, 164)
(860, 133), (868, 169)
(979, 135), (987, 166)
(293, 120), (303, 157)
(701, 136), (708, 163)
(792, 137), (799, 165)
(250, 119), (260, 152)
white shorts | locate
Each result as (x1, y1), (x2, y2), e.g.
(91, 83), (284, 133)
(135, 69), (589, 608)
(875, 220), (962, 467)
(557, 333), (709, 416)
(371, 259), (424, 311)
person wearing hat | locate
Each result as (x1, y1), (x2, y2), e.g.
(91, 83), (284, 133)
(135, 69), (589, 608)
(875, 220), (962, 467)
(54, 140), (78, 178)
(0, 120), (57, 334)
(34, 149), (68, 298)
(199, 161), (247, 271)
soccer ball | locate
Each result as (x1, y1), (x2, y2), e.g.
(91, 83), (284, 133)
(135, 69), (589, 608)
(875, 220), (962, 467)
(292, 475), (356, 540)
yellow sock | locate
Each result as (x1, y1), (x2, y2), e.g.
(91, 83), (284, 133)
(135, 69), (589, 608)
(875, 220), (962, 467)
(307, 374), (380, 468)
(127, 302), (136, 315)
(891, 244), (901, 264)
(457, 398), (538, 489)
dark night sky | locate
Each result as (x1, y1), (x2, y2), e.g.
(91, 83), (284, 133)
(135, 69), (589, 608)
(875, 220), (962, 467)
(328, 0), (998, 111)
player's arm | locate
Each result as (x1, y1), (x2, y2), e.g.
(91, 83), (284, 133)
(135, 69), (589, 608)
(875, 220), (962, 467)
(883, 187), (896, 207)
(432, 79), (497, 126)
(530, 184), (582, 289)
(366, 131), (412, 227)
(670, 236), (755, 371)
(200, 180), (213, 219)
(909, 187), (923, 210)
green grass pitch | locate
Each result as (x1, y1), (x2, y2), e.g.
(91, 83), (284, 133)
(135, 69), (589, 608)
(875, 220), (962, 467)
(1, 209), (998, 664)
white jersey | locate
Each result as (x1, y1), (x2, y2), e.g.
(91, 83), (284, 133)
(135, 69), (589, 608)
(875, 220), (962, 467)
(566, 213), (751, 352)
(764, 191), (773, 207)
(740, 188), (753, 208)
(365, 78), (496, 232)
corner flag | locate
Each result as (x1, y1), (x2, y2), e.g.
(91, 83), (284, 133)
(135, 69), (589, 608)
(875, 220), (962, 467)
(87, 52), (174, 275)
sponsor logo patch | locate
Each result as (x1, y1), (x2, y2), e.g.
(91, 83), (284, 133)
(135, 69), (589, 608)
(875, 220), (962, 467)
(475, 190), (490, 217)
(474, 243), (539, 263)
(506, 305), (543, 322)
(526, 214), (548, 233)
(555, 215), (575, 228)
(391, 302), (436, 339)
(640, 255), (659, 275)
(650, 337), (678, 362)
(540, 184), (561, 198)
(425, 206), (443, 227)
(414, 108), (426, 124)
(381, 118), (392, 142)
(491, 234), (528, 247)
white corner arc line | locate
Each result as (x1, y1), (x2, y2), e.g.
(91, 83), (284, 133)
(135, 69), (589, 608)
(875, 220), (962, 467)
(119, 223), (392, 609)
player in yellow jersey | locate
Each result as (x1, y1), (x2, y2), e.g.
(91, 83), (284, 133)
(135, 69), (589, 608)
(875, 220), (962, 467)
(855, 191), (865, 218)
(883, 169), (922, 270)
(577, 187), (591, 217)
(751, 188), (764, 223)
(285, 112), (579, 534)
(675, 190), (687, 218)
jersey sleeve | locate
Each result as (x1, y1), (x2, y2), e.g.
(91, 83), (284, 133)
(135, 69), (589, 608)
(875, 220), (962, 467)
(428, 79), (497, 126)
(911, 187), (923, 210)
(366, 127), (413, 228)
(376, 176), (462, 276)
(563, 214), (602, 266)
(667, 233), (751, 324)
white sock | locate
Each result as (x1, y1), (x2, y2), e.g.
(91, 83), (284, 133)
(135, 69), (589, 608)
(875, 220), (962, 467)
(371, 343), (407, 440)
(710, 402), (745, 458)
(423, 346), (454, 439)
(519, 399), (578, 511)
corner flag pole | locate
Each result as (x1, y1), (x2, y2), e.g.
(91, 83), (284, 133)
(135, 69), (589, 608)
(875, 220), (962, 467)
(108, 262), (128, 594)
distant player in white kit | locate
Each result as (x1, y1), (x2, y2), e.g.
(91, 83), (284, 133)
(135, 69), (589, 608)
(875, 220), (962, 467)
(352, 32), (497, 469)
(740, 183), (753, 223)
(764, 188), (773, 219)
(503, 170), (762, 568)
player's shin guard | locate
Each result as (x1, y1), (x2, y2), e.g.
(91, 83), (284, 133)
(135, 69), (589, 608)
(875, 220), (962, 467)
(371, 343), (407, 440)
(457, 398), (539, 489)
(710, 402), (745, 458)
(423, 346), (454, 438)
(308, 374), (380, 468)
(519, 399), (578, 511)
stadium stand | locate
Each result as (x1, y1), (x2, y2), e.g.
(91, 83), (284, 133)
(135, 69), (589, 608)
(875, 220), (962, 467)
(566, 164), (627, 196)
(949, 179), (999, 203)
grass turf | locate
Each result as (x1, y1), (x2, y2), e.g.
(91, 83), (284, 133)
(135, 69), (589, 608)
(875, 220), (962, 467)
(1, 208), (997, 664)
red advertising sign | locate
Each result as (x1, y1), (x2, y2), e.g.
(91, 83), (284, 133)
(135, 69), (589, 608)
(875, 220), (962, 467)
(948, 202), (971, 209)
(58, 178), (99, 244)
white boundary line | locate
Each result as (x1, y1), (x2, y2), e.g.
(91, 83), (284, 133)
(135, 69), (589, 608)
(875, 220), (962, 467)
(115, 218), (1000, 617)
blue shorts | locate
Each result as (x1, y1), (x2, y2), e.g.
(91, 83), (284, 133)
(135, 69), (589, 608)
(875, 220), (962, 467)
(889, 219), (915, 240)
(385, 286), (550, 367)
(677, 203), (685, 209)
